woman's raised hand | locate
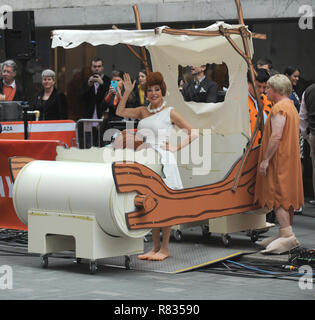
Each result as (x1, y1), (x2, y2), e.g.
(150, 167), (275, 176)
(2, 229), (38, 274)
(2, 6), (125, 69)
(123, 73), (136, 93)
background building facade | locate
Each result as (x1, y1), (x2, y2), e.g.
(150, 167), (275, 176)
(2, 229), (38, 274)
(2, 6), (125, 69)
(3, 0), (314, 102)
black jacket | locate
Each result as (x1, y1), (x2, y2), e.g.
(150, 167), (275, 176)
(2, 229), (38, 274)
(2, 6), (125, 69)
(0, 80), (25, 101)
(304, 83), (315, 135)
(33, 88), (68, 120)
(181, 78), (218, 103)
(102, 90), (138, 122)
(80, 75), (110, 119)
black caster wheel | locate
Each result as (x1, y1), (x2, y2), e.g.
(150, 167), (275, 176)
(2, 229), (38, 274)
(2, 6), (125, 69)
(266, 210), (276, 223)
(173, 230), (183, 242)
(202, 225), (211, 237)
(125, 256), (131, 270)
(221, 234), (231, 247)
(40, 255), (49, 268)
(76, 258), (82, 264)
(89, 260), (97, 274)
(250, 231), (259, 242)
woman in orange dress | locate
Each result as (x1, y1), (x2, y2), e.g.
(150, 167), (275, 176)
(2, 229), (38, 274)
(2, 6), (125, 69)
(254, 74), (304, 254)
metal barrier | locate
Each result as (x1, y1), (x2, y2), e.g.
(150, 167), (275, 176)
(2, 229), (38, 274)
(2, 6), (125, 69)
(76, 118), (139, 149)
(76, 119), (103, 149)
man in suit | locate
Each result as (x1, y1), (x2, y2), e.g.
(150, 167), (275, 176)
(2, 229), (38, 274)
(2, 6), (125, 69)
(181, 65), (218, 103)
(0, 60), (25, 101)
(80, 57), (110, 148)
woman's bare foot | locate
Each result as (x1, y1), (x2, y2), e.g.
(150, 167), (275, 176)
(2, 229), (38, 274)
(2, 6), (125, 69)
(148, 249), (169, 261)
(137, 249), (159, 260)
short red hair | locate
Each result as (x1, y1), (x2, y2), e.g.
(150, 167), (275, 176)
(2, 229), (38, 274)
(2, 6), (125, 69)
(144, 71), (167, 96)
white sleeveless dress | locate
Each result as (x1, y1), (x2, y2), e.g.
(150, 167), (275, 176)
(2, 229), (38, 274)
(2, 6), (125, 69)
(137, 107), (183, 190)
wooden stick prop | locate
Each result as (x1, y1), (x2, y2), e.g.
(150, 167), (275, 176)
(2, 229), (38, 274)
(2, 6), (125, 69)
(217, 28), (261, 157)
(132, 4), (151, 74)
(218, 26), (248, 61)
(160, 27), (241, 37)
(228, 0), (265, 192)
(112, 147), (260, 230)
(112, 25), (144, 62)
(159, 27), (266, 40)
(235, 0), (245, 25)
(252, 33), (267, 40)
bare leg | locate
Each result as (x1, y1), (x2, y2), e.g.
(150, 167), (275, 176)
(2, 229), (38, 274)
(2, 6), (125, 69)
(137, 228), (161, 260)
(275, 206), (291, 228)
(148, 227), (171, 261)
(289, 207), (294, 226)
(256, 206), (283, 248)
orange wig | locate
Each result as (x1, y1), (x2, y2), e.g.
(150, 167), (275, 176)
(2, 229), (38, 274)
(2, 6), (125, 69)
(144, 72), (167, 96)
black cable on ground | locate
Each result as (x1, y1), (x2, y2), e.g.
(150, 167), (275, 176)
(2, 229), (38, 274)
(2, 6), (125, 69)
(200, 257), (315, 282)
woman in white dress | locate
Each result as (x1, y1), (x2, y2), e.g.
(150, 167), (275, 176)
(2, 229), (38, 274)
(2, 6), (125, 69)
(116, 71), (197, 261)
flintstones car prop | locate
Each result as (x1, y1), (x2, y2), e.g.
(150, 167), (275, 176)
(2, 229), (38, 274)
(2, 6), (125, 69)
(11, 2), (272, 273)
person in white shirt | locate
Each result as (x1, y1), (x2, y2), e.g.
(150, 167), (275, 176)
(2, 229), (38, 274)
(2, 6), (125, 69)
(79, 58), (110, 147)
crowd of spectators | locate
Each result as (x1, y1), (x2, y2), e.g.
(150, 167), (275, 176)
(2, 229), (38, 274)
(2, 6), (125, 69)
(0, 56), (314, 210)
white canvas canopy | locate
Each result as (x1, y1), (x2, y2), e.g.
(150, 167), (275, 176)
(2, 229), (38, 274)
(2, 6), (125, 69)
(51, 22), (254, 137)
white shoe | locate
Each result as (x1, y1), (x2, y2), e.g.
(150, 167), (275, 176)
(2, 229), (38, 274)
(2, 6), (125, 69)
(256, 236), (279, 248)
(261, 236), (300, 254)
(294, 206), (303, 214)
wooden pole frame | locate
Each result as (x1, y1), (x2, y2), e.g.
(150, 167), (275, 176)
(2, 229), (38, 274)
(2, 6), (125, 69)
(153, 0), (266, 192)
(158, 26), (266, 40)
(132, 5), (151, 75)
(112, 1), (265, 191)
(113, 5), (151, 74)
(230, 0), (265, 191)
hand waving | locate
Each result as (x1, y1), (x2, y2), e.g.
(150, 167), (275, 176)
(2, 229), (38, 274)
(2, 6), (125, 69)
(123, 73), (136, 94)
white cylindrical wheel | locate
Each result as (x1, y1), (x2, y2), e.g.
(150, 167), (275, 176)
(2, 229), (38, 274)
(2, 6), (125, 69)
(12, 160), (150, 238)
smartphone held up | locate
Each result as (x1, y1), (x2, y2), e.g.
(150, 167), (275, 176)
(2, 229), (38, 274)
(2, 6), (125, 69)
(111, 80), (117, 92)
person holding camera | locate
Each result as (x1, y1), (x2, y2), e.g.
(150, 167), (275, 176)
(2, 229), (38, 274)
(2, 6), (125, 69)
(102, 70), (137, 122)
(79, 57), (110, 147)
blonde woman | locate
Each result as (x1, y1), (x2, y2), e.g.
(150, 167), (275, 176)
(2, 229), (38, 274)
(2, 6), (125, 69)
(255, 74), (304, 254)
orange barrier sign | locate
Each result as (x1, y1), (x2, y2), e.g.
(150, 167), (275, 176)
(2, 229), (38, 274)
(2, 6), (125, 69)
(0, 140), (60, 230)
(0, 120), (76, 147)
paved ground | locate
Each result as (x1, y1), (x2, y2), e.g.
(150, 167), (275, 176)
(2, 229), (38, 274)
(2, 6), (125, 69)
(0, 199), (314, 304)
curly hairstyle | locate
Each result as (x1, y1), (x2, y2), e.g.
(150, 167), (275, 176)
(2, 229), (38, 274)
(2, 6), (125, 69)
(144, 72), (167, 96)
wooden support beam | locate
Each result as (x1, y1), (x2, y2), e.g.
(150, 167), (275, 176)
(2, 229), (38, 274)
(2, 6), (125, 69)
(230, 0), (265, 192)
(112, 25), (144, 62)
(132, 4), (151, 74)
(252, 33), (267, 40)
(158, 27), (266, 40)
(235, 0), (245, 25)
